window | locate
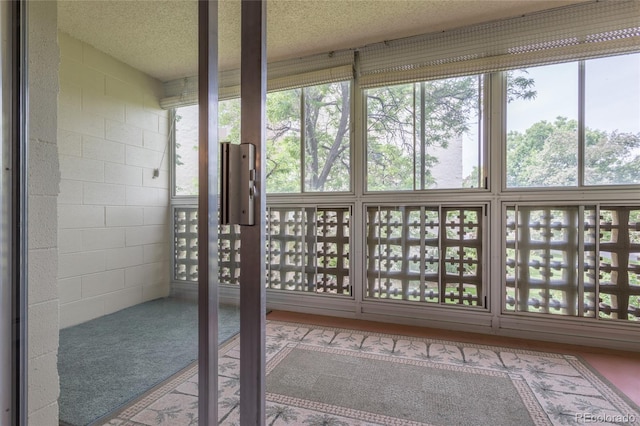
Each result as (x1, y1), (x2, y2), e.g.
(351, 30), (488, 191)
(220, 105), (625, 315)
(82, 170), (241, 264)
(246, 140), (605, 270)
(265, 88), (301, 193)
(169, 0), (639, 326)
(502, 53), (640, 324)
(216, 82), (352, 194)
(304, 82), (351, 192)
(174, 105), (199, 196)
(219, 98), (241, 144)
(366, 75), (484, 192)
(174, 83), (353, 296)
(173, 100), (240, 196)
(506, 63), (578, 188)
(584, 54), (640, 186)
(506, 53), (640, 189)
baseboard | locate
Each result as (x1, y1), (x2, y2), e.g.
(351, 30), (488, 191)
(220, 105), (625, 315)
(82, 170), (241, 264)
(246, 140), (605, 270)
(496, 315), (640, 352)
(171, 282), (640, 353)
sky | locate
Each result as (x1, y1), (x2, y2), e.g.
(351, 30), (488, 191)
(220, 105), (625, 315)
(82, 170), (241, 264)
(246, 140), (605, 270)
(507, 53), (640, 134)
(458, 52), (640, 177)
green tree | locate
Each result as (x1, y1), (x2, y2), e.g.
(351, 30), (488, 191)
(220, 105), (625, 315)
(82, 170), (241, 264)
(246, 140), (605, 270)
(367, 73), (536, 190)
(219, 98), (241, 144)
(218, 72), (537, 193)
(367, 78), (482, 190)
(506, 117), (640, 187)
(264, 88), (302, 192)
(304, 82), (350, 191)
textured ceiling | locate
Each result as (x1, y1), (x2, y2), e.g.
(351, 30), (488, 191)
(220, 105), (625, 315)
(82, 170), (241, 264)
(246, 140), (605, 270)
(58, 0), (587, 82)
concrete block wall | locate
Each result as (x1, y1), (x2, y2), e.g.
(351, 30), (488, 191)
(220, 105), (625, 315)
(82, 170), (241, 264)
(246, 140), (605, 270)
(57, 33), (171, 329)
(28, 2), (60, 424)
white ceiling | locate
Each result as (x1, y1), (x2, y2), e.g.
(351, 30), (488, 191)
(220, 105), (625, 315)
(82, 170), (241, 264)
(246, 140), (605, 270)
(58, 0), (588, 83)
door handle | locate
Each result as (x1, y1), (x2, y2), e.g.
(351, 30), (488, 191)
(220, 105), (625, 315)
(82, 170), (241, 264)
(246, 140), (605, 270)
(220, 142), (256, 226)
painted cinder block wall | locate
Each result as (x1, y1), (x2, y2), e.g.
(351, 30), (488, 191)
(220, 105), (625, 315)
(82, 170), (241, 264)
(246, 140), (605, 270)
(57, 33), (171, 329)
(28, 2), (61, 424)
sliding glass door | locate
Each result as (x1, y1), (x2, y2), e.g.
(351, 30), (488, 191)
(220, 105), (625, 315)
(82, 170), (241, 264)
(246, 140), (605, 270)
(4, 1), (267, 424)
(199, 1), (267, 423)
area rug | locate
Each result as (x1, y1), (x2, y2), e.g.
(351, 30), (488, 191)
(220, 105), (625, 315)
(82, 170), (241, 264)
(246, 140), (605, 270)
(100, 321), (640, 426)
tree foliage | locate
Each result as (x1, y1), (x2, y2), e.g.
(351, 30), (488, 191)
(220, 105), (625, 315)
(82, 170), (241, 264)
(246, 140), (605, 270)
(264, 88), (302, 192)
(507, 117), (640, 187)
(366, 77), (481, 190)
(219, 83), (350, 193)
(304, 82), (351, 191)
(204, 70), (640, 193)
(366, 72), (536, 191)
(218, 70), (639, 193)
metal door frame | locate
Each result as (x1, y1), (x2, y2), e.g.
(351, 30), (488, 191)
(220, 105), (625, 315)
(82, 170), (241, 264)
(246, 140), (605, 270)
(239, 1), (267, 424)
(197, 1), (220, 424)
(1, 1), (29, 424)
(198, 1), (267, 424)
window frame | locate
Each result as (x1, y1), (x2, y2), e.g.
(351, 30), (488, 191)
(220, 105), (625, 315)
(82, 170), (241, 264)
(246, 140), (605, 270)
(171, 105), (202, 199)
(267, 80), (355, 196)
(501, 53), (640, 193)
(363, 73), (490, 195)
(168, 47), (640, 325)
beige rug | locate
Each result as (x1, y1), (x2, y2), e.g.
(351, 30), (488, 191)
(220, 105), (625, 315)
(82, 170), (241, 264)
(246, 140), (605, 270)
(101, 321), (640, 426)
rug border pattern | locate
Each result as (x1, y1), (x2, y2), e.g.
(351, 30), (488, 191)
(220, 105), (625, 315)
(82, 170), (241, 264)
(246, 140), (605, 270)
(267, 320), (569, 359)
(267, 320), (640, 417)
(266, 343), (552, 426)
(98, 321), (640, 426)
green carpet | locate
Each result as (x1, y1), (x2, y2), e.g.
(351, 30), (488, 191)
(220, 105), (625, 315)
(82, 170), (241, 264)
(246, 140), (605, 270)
(267, 347), (533, 426)
(58, 297), (239, 426)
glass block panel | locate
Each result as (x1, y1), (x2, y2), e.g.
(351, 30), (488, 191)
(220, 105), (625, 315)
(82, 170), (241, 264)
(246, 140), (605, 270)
(506, 206), (580, 316)
(505, 207), (518, 312)
(175, 205), (351, 297)
(267, 207), (313, 292)
(597, 208), (640, 321)
(506, 204), (640, 321)
(174, 208), (199, 282)
(219, 224), (241, 286)
(315, 208), (351, 295)
(174, 207), (241, 285)
(441, 208), (483, 305)
(583, 207), (598, 318)
(366, 205), (484, 307)
(266, 206), (351, 295)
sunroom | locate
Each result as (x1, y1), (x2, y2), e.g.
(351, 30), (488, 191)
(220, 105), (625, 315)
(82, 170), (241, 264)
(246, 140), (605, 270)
(166, 1), (640, 344)
(7, 0), (640, 425)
